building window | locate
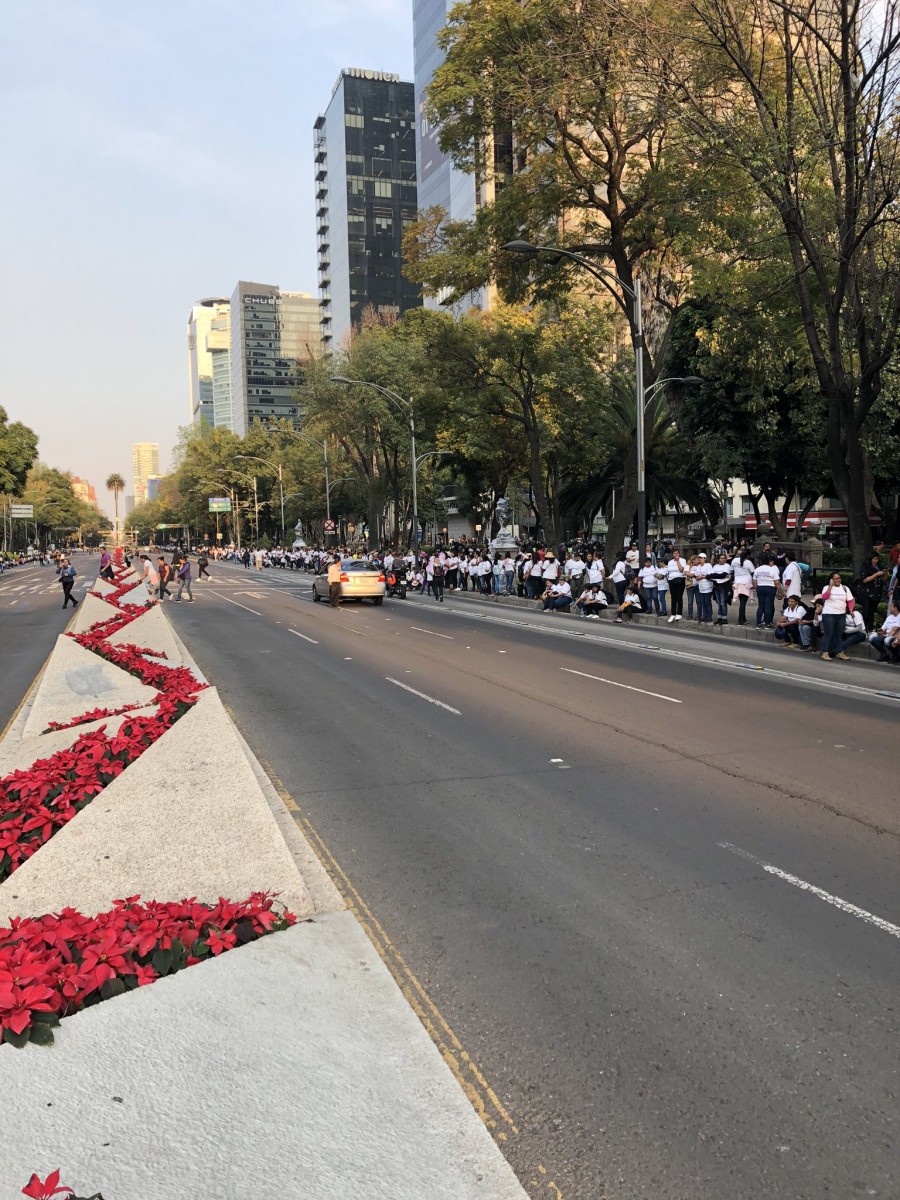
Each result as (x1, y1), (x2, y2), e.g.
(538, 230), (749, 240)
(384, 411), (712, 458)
(345, 113), (364, 128)
(741, 496), (754, 515)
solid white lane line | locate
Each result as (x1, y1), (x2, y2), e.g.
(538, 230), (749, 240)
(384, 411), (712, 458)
(410, 626), (454, 640)
(289, 629), (319, 645)
(207, 590), (261, 616)
(560, 667), (682, 704)
(719, 842), (900, 939)
(385, 677), (461, 715)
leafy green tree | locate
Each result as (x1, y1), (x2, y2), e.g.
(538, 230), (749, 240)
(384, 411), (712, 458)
(664, 0), (900, 572)
(665, 301), (831, 538)
(23, 465), (98, 544)
(0, 406), (39, 495)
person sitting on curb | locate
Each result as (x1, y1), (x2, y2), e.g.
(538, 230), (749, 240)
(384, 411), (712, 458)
(776, 595), (808, 647)
(839, 608), (867, 657)
(574, 584), (608, 620)
(542, 578), (572, 612)
(615, 580), (643, 623)
(869, 602), (900, 663)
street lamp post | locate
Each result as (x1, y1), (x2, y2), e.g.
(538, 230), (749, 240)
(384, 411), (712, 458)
(503, 240), (649, 553)
(269, 427), (332, 535)
(331, 377), (418, 547)
(237, 454), (285, 545)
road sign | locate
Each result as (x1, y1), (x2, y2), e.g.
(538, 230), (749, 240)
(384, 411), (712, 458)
(209, 497), (232, 513)
(10, 504), (34, 518)
(323, 519), (336, 532)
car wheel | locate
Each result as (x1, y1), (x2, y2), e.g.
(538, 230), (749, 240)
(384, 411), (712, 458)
(312, 588), (321, 602)
(373, 596), (384, 606)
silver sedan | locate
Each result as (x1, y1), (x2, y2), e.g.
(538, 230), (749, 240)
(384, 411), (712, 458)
(312, 559), (386, 605)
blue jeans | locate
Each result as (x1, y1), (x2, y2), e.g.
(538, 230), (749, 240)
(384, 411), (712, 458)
(686, 586), (696, 618)
(643, 586), (659, 614)
(821, 612), (844, 655)
(714, 584), (730, 618)
(503, 570), (514, 594)
(697, 591), (713, 621)
(756, 586), (776, 626)
(614, 579), (627, 604)
(656, 590), (668, 615)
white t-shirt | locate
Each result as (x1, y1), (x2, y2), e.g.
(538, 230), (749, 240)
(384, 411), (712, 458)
(666, 557), (687, 580)
(732, 557), (754, 585)
(753, 564), (780, 588)
(844, 610), (865, 634)
(822, 584), (853, 615)
(655, 567), (669, 592)
(782, 604), (807, 624)
(694, 562), (714, 593)
(625, 549), (640, 571)
(542, 559), (560, 581)
(621, 590), (642, 608)
(611, 560), (628, 583)
(879, 613), (900, 635)
(565, 557), (586, 579)
(782, 561), (802, 596)
(638, 565), (658, 588)
(587, 559), (605, 584)
(530, 559), (544, 579)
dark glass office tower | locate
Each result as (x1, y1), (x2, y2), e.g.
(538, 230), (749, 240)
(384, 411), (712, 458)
(315, 70), (421, 349)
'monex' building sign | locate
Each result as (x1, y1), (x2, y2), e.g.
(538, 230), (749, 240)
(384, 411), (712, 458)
(333, 69), (400, 95)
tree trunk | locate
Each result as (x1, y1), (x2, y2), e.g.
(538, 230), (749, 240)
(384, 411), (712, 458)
(604, 456), (639, 563)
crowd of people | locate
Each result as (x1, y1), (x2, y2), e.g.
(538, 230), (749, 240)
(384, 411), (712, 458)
(57, 535), (898, 666)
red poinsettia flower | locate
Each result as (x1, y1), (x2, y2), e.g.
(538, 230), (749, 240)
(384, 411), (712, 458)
(21, 1169), (73, 1198)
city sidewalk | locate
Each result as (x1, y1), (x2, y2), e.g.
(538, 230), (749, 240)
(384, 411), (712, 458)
(420, 587), (889, 665)
(0, 567), (527, 1200)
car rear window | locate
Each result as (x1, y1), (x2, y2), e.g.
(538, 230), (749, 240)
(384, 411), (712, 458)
(341, 560), (380, 572)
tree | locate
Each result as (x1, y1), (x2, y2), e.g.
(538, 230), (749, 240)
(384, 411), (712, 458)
(665, 300), (831, 538)
(105, 473), (125, 539)
(404, 0), (707, 554)
(0, 406), (39, 495)
(22, 465), (103, 545)
(422, 301), (614, 547)
(659, 0), (900, 572)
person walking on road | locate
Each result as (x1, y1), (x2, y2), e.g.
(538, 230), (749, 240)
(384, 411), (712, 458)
(432, 557), (446, 602)
(327, 556), (342, 607)
(56, 556), (78, 608)
(197, 551), (211, 580)
(156, 557), (171, 602)
(98, 547), (114, 582)
(173, 557), (193, 602)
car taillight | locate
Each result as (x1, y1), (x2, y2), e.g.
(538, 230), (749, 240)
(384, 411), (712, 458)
(378, 573), (385, 582)
(340, 572), (349, 582)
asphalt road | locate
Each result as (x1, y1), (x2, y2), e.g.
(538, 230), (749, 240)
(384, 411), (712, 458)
(0, 562), (93, 733)
(9, 561), (897, 1199)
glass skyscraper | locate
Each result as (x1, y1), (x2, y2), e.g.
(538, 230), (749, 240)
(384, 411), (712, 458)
(413, 0), (487, 311)
(315, 70), (421, 349)
(229, 282), (321, 435)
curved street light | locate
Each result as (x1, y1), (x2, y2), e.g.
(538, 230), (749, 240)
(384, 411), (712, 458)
(331, 376), (420, 546)
(503, 239), (649, 551)
(236, 454), (285, 545)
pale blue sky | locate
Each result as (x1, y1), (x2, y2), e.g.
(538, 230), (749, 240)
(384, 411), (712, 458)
(0, 0), (414, 515)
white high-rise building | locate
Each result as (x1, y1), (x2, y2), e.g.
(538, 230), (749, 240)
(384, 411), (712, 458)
(132, 442), (160, 507)
(188, 298), (230, 428)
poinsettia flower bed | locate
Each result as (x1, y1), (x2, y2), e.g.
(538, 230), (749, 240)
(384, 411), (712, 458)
(0, 562), (207, 881)
(0, 892), (297, 1047)
(22, 1167), (101, 1199)
(44, 702), (148, 734)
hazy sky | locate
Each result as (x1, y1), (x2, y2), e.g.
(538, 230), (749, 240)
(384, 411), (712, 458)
(1, 0), (414, 516)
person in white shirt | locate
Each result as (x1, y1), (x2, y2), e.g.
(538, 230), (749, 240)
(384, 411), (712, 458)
(819, 572), (855, 660)
(542, 579), (572, 611)
(840, 608), (867, 654)
(574, 584), (608, 619)
(445, 553), (460, 591)
(564, 552), (586, 598)
(869, 602), (900, 662)
(782, 552), (803, 600)
(654, 561), (669, 616)
(665, 552), (688, 621)
(615, 581), (643, 622)
(610, 557), (629, 604)
(753, 557), (780, 628)
(528, 555), (544, 599)
(709, 553), (733, 624)
(624, 542), (640, 573)
(586, 554), (606, 587)
(776, 595), (808, 647)
(478, 555), (493, 594)
(500, 554), (515, 595)
(638, 558), (659, 613)
(693, 552), (714, 623)
(542, 553), (561, 583)
(731, 553), (755, 625)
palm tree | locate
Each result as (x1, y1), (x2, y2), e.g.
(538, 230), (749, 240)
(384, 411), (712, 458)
(105, 473), (125, 543)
